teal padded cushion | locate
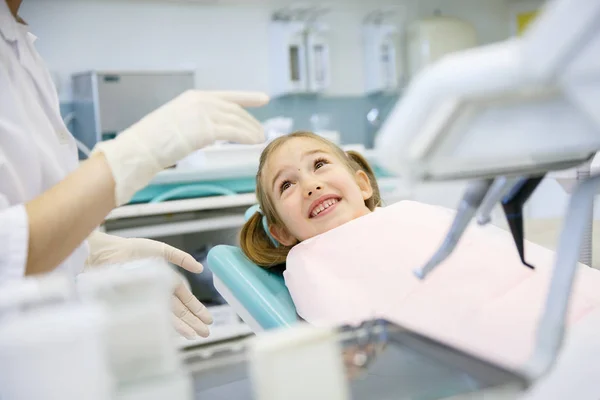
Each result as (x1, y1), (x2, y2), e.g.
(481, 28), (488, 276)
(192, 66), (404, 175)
(129, 178), (256, 204)
(206, 245), (298, 330)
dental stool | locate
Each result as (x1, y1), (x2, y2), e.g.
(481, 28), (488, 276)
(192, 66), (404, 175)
(206, 206), (299, 332)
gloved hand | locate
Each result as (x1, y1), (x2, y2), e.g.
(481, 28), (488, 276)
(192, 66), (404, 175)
(85, 231), (213, 339)
(93, 90), (269, 206)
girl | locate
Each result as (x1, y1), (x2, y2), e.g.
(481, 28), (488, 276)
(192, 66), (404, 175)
(239, 131), (600, 371)
(240, 131), (382, 267)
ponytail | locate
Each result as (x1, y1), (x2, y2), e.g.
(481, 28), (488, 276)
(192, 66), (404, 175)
(346, 150), (382, 210)
(239, 211), (291, 268)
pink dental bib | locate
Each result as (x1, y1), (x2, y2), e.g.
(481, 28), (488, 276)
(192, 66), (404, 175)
(284, 200), (600, 369)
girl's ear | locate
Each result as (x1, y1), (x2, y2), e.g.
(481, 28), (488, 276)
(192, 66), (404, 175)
(269, 224), (297, 247)
(355, 170), (373, 201)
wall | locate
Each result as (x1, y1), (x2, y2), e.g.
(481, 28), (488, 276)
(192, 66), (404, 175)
(22, 0), (376, 100)
(21, 0), (513, 101)
(21, 0), (515, 148)
(21, 0), (516, 146)
(20, 0), (407, 145)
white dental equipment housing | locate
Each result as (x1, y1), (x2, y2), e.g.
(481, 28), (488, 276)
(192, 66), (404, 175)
(375, 0), (600, 380)
(376, 0), (600, 183)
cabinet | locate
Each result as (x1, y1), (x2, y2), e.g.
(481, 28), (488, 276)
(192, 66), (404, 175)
(269, 21), (331, 97)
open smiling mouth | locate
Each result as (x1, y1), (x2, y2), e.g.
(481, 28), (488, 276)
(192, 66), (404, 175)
(309, 197), (341, 218)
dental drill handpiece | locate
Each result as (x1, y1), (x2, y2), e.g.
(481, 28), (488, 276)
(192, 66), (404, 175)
(476, 177), (522, 226)
(414, 179), (494, 280)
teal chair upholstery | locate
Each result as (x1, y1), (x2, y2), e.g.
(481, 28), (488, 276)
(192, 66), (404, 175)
(206, 208), (299, 331)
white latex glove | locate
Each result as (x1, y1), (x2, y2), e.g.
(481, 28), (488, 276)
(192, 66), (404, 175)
(85, 231), (213, 339)
(93, 90), (269, 206)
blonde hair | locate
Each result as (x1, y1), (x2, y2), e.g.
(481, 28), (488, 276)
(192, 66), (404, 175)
(240, 131), (382, 269)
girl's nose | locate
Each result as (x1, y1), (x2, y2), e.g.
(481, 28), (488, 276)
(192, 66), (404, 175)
(306, 185), (322, 197)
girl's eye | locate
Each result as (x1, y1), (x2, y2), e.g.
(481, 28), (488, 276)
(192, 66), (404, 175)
(314, 158), (329, 170)
(280, 181), (292, 193)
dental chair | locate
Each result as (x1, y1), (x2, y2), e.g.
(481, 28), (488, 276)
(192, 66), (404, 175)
(206, 205), (299, 332)
(204, 168), (398, 332)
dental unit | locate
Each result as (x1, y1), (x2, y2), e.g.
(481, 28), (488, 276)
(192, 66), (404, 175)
(376, 0), (600, 380)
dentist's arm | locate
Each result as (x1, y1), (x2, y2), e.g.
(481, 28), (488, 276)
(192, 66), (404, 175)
(24, 153), (116, 275)
(22, 90), (269, 276)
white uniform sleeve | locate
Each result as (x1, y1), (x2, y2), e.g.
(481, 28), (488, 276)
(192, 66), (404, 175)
(0, 20), (87, 283)
(0, 201), (29, 283)
(0, 41), (30, 283)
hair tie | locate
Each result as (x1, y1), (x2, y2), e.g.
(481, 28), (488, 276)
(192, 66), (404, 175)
(245, 204), (279, 248)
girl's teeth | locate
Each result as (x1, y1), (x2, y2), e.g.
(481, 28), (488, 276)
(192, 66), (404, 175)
(312, 199), (338, 217)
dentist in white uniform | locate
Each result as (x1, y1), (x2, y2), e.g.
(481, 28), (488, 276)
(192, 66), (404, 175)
(0, 0), (269, 338)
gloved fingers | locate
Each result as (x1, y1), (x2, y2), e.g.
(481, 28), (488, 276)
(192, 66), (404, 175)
(159, 242), (204, 273)
(214, 125), (265, 144)
(174, 278), (214, 326)
(172, 295), (211, 338)
(129, 239), (203, 274)
(213, 109), (264, 138)
(172, 314), (197, 340)
(207, 96), (264, 133)
(204, 91), (270, 108)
